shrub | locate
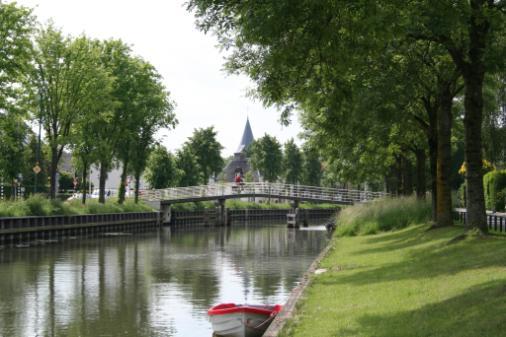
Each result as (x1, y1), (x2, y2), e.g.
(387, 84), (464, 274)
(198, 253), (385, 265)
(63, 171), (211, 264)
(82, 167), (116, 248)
(24, 195), (52, 216)
(335, 196), (431, 236)
(0, 197), (155, 217)
(483, 170), (506, 212)
(457, 183), (466, 208)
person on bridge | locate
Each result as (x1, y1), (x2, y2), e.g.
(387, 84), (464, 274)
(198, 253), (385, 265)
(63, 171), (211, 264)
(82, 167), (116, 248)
(235, 173), (244, 192)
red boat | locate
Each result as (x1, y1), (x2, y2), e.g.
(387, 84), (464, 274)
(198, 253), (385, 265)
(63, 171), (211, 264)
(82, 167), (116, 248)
(208, 303), (282, 337)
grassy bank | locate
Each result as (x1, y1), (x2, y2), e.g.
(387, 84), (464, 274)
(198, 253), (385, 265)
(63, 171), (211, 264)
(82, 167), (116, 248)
(336, 197), (431, 236)
(0, 195), (153, 217)
(280, 202), (506, 337)
(171, 200), (339, 211)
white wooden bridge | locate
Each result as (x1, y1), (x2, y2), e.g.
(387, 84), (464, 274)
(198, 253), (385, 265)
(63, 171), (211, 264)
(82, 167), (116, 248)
(142, 182), (388, 205)
(142, 182), (389, 226)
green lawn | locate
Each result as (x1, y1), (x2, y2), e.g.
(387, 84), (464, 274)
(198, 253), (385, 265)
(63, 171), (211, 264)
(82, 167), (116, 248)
(280, 225), (506, 337)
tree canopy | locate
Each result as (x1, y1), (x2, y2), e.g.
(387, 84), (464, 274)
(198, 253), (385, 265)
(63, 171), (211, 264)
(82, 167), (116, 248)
(185, 127), (223, 184)
(249, 134), (283, 183)
(188, 0), (506, 231)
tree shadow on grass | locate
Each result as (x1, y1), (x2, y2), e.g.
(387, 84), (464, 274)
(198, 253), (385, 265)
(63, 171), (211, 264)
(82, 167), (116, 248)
(364, 225), (427, 245)
(333, 280), (506, 337)
(355, 225), (458, 256)
(322, 232), (506, 286)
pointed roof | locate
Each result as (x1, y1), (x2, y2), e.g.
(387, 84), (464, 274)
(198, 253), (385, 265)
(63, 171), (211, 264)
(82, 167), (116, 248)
(236, 118), (254, 153)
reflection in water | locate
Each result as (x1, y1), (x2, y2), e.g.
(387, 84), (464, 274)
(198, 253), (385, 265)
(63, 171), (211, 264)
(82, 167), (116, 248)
(0, 224), (329, 337)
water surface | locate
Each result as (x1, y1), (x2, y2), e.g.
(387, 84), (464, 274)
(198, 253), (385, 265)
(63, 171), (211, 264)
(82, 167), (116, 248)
(0, 224), (329, 337)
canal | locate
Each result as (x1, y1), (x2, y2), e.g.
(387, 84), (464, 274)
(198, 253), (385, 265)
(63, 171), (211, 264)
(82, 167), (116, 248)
(0, 223), (330, 337)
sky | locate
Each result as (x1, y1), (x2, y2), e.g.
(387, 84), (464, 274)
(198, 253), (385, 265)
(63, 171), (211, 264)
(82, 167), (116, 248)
(15, 0), (303, 157)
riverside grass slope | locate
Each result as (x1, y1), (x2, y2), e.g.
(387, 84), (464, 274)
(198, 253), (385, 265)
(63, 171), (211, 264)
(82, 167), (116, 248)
(280, 209), (506, 336)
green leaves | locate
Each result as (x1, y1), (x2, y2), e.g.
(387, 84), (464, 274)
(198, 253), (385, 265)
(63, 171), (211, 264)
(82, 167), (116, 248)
(0, 2), (33, 111)
(145, 145), (179, 189)
(184, 127), (224, 183)
(283, 139), (302, 184)
(249, 134), (282, 183)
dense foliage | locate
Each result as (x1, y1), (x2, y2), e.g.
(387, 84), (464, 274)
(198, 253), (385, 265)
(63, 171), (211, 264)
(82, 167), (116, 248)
(249, 134), (283, 182)
(184, 127), (224, 183)
(483, 170), (506, 212)
(0, 2), (176, 205)
(188, 0), (506, 232)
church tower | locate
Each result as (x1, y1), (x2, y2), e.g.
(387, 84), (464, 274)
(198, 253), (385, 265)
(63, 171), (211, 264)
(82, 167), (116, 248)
(222, 118), (259, 182)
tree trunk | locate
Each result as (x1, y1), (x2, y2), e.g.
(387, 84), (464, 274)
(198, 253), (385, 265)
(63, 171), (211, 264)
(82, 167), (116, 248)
(134, 171), (141, 204)
(98, 162), (108, 204)
(463, 74), (487, 232)
(427, 108), (438, 222)
(415, 149), (426, 199)
(435, 85), (453, 227)
(118, 158), (129, 205)
(395, 156), (402, 196)
(402, 156), (413, 196)
(49, 146), (58, 199)
(81, 164), (88, 205)
(461, 0), (488, 232)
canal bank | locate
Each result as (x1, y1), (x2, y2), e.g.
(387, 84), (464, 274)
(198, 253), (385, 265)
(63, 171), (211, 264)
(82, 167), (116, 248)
(273, 224), (506, 337)
(0, 208), (337, 247)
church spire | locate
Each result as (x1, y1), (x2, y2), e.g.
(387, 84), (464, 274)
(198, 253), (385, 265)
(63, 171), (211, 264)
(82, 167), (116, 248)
(236, 117), (254, 153)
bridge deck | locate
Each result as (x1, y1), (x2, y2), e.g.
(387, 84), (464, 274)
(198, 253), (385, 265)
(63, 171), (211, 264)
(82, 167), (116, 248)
(142, 183), (387, 205)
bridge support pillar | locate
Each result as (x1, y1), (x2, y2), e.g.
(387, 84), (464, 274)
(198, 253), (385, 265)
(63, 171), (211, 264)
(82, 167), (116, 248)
(161, 203), (172, 225)
(215, 199), (227, 226)
(287, 200), (301, 228)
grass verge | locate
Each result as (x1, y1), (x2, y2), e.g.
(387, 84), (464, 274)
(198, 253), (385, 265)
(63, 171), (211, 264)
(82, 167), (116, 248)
(0, 195), (153, 217)
(336, 196), (431, 236)
(280, 224), (506, 337)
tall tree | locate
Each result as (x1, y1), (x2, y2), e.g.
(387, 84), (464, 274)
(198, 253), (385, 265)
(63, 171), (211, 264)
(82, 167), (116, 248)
(32, 27), (110, 199)
(185, 127), (223, 183)
(188, 0), (483, 228)
(93, 39), (129, 203)
(175, 146), (202, 186)
(301, 144), (322, 186)
(407, 0), (506, 232)
(70, 51), (114, 204)
(128, 61), (176, 203)
(145, 145), (179, 189)
(283, 139), (302, 184)
(249, 134), (282, 183)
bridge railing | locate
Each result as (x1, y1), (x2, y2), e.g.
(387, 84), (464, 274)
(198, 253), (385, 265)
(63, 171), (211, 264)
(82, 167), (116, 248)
(141, 182), (389, 204)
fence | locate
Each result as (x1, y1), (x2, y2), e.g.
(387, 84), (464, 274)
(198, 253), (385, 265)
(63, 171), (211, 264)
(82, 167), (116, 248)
(454, 209), (506, 234)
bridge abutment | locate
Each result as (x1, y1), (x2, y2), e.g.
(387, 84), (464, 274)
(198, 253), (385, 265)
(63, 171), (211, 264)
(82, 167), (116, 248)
(287, 200), (305, 228)
(215, 198), (227, 226)
(161, 203), (172, 225)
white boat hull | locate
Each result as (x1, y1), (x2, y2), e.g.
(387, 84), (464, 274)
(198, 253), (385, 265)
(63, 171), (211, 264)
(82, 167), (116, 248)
(210, 311), (273, 337)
